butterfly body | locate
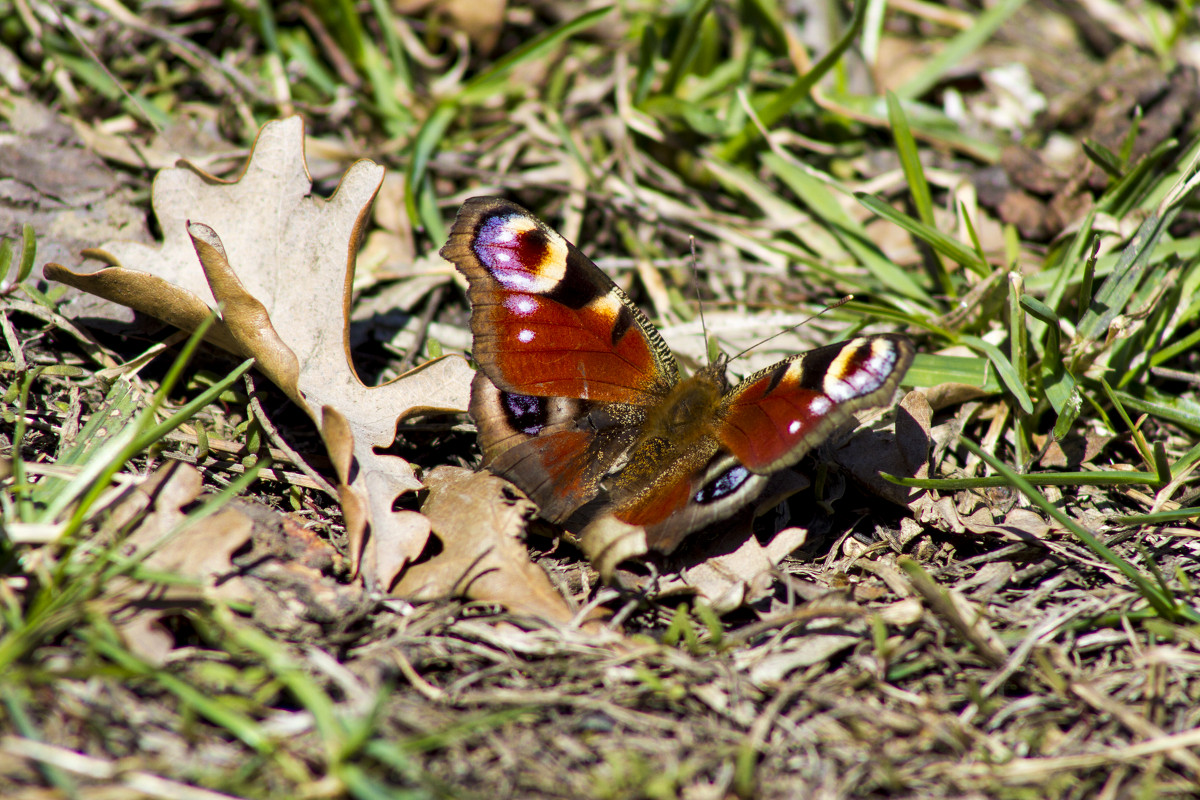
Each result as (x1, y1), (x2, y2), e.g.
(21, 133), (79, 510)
(442, 197), (914, 574)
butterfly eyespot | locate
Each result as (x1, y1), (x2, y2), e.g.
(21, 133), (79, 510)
(501, 391), (549, 435)
(823, 339), (901, 401)
(474, 215), (562, 291)
(694, 465), (751, 504)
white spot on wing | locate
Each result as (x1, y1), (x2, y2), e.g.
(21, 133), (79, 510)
(808, 395), (832, 416)
(518, 329), (535, 343)
(506, 294), (538, 316)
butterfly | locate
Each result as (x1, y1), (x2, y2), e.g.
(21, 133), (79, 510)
(441, 197), (914, 577)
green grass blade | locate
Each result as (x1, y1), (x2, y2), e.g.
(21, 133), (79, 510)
(458, 7), (613, 104)
(717, 0), (867, 160)
(661, 0), (715, 95)
(1112, 508), (1200, 525)
(889, 470), (1161, 491)
(887, 92), (953, 297)
(856, 193), (989, 276)
(960, 334), (1033, 414)
(405, 102), (457, 235)
(895, 0), (1029, 101)
(762, 153), (933, 304)
(633, 23), (660, 106)
(1113, 385), (1200, 434)
(959, 438), (1195, 623)
(86, 632), (273, 753)
(1076, 208), (1180, 345)
(0, 686), (77, 793)
(1082, 138), (1124, 179)
(902, 353), (995, 393)
(16, 223), (37, 285)
(365, 0), (412, 92)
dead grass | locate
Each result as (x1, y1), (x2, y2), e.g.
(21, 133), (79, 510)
(3, 1), (1200, 799)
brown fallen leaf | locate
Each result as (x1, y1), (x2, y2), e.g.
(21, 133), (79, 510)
(836, 389), (932, 508)
(392, 466), (580, 626)
(106, 462), (252, 663)
(672, 524), (810, 614)
(44, 117), (474, 585)
(1035, 431), (1114, 468)
(0, 95), (150, 329)
(107, 462), (368, 663)
(738, 618), (865, 685)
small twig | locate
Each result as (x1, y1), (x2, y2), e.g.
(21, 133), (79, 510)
(244, 372), (337, 499)
(1149, 365), (1200, 387)
(2, 297), (118, 369)
(161, 451), (327, 492)
(79, 0), (273, 104)
(391, 648), (447, 703)
(397, 285), (445, 372)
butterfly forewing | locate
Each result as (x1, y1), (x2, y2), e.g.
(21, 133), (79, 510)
(718, 335), (914, 473)
(441, 197), (678, 404)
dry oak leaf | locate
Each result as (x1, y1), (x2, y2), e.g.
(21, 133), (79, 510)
(667, 522), (810, 614)
(44, 117), (473, 585)
(393, 466), (580, 626)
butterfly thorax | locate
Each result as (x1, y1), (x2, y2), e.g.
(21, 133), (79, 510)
(640, 362), (726, 440)
(608, 362), (728, 496)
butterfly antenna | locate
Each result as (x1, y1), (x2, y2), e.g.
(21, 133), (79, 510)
(689, 236), (712, 365)
(728, 295), (855, 363)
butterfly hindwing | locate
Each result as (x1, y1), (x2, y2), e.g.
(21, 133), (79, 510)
(468, 371), (642, 523)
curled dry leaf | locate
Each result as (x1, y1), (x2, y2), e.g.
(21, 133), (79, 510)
(835, 389), (933, 508)
(44, 117), (474, 584)
(393, 466), (580, 625)
(737, 618), (865, 685)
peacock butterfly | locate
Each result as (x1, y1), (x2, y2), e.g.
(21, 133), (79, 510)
(441, 197), (914, 576)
